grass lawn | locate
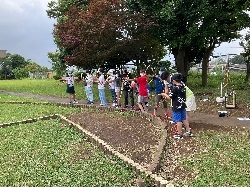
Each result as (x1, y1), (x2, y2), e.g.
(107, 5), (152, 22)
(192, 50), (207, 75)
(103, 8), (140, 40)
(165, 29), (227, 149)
(178, 129), (250, 186)
(0, 79), (112, 103)
(0, 119), (142, 186)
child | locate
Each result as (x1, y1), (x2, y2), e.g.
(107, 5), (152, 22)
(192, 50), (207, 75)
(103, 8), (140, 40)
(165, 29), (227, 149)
(135, 69), (148, 112)
(65, 72), (78, 104)
(161, 73), (192, 139)
(106, 69), (117, 106)
(121, 67), (134, 109)
(114, 70), (122, 108)
(94, 68), (107, 106)
(153, 67), (170, 118)
(83, 70), (94, 104)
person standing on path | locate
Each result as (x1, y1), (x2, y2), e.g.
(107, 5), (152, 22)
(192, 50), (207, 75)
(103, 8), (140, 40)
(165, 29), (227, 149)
(114, 70), (122, 107)
(65, 72), (78, 104)
(106, 69), (117, 106)
(83, 70), (94, 104)
(121, 67), (134, 109)
(161, 73), (192, 139)
(153, 67), (170, 117)
(135, 69), (149, 112)
(95, 68), (107, 106)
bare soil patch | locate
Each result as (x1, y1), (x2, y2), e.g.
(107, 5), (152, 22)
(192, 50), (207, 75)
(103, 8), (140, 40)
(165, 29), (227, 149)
(68, 109), (163, 168)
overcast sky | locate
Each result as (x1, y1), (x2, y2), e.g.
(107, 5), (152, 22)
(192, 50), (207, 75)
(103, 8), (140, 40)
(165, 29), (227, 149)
(0, 0), (56, 68)
(0, 0), (246, 69)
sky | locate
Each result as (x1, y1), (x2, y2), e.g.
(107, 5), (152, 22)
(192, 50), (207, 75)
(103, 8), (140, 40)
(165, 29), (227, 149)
(0, 0), (246, 69)
(0, 0), (56, 68)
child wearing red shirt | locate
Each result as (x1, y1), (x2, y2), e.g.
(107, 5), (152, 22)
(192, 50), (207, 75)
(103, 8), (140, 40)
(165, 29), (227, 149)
(135, 69), (148, 112)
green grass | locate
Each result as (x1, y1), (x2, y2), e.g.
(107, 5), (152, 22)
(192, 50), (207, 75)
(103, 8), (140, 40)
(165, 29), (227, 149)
(188, 71), (250, 104)
(177, 129), (250, 186)
(0, 103), (81, 124)
(0, 79), (113, 103)
(0, 119), (143, 186)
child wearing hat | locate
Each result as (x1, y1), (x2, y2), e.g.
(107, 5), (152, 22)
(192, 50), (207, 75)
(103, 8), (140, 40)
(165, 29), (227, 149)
(65, 72), (78, 104)
(161, 73), (192, 139)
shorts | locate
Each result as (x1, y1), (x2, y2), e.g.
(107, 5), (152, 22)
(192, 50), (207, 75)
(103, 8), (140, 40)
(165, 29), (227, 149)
(115, 87), (121, 93)
(138, 95), (148, 103)
(186, 96), (196, 112)
(155, 94), (167, 108)
(172, 109), (186, 123)
(66, 85), (75, 94)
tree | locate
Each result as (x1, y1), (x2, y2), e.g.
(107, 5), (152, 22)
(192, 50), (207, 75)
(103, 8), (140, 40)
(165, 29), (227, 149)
(49, 0), (164, 70)
(12, 67), (29, 79)
(127, 0), (250, 85)
(229, 55), (245, 65)
(0, 53), (29, 79)
(48, 51), (67, 76)
(0, 53), (44, 79)
(240, 33), (250, 82)
(25, 61), (42, 73)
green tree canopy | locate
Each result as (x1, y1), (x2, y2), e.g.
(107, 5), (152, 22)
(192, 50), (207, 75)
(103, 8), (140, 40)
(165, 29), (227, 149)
(127, 0), (250, 83)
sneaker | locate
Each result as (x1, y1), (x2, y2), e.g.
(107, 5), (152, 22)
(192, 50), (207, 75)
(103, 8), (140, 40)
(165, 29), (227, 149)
(87, 101), (91, 104)
(112, 103), (116, 107)
(173, 134), (183, 139)
(90, 102), (94, 104)
(72, 100), (78, 104)
(184, 131), (193, 137)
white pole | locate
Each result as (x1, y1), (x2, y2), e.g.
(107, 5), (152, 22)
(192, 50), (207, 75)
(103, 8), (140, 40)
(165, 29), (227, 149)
(220, 82), (223, 97)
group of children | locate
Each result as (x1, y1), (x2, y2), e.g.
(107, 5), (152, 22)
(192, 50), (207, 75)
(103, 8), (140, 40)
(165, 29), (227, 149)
(65, 66), (196, 139)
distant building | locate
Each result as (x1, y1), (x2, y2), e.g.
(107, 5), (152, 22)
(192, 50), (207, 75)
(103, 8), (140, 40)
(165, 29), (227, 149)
(0, 50), (7, 58)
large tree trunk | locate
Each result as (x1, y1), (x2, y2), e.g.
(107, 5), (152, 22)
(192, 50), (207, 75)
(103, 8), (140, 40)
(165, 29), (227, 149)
(246, 59), (250, 82)
(174, 48), (188, 77)
(135, 59), (140, 75)
(202, 46), (214, 86)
